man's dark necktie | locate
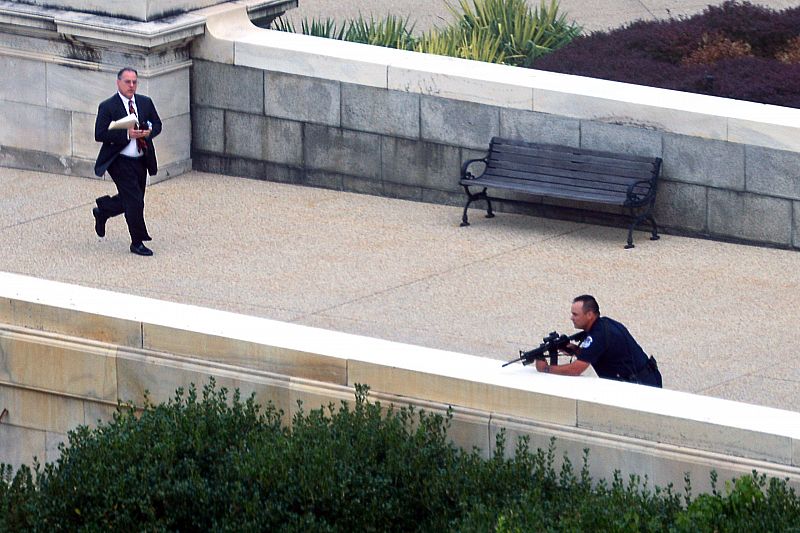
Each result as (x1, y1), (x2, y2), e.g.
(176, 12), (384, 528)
(128, 99), (147, 153)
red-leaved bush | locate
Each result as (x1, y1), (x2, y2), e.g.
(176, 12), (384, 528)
(533, 1), (800, 108)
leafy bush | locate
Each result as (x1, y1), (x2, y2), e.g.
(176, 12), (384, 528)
(2, 380), (799, 531)
(533, 1), (800, 107)
(274, 0), (581, 65)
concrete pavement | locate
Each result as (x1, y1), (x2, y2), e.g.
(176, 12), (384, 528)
(2, 0), (799, 412)
(1, 168), (798, 411)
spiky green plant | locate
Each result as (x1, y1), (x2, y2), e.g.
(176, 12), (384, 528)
(448, 0), (581, 66)
(273, 0), (581, 66)
(344, 14), (417, 50)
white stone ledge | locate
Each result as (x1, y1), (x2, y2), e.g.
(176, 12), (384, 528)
(2, 271), (799, 469)
(194, 4), (800, 152)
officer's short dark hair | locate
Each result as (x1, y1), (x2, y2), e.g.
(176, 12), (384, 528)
(117, 67), (138, 79)
(573, 294), (600, 315)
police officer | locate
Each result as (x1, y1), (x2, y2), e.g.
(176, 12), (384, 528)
(534, 295), (662, 388)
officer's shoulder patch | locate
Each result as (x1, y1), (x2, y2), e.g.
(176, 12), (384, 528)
(580, 336), (593, 348)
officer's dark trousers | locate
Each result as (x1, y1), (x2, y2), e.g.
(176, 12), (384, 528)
(96, 155), (151, 244)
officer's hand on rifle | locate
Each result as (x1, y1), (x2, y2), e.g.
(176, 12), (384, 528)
(561, 343), (580, 355)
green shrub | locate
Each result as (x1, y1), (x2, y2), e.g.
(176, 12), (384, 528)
(273, 0), (581, 65)
(1, 380), (798, 531)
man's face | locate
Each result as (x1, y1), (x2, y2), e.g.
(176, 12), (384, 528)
(116, 70), (138, 99)
(570, 301), (594, 330)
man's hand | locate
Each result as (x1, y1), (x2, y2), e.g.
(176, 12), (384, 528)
(127, 127), (151, 139)
(535, 359), (549, 373)
(561, 343), (579, 355)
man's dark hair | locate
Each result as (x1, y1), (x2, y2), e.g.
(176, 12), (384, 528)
(117, 67), (138, 79)
(573, 294), (600, 315)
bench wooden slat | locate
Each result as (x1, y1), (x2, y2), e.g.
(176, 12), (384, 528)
(492, 137), (657, 165)
(486, 161), (651, 189)
(480, 167), (642, 195)
(467, 176), (629, 204)
(492, 145), (657, 175)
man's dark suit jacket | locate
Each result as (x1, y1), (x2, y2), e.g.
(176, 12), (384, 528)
(94, 93), (162, 178)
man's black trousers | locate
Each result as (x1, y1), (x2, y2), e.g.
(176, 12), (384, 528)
(96, 155), (151, 244)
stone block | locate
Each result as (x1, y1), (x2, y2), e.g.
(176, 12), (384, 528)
(795, 202), (800, 250)
(662, 134), (745, 189)
(263, 161), (303, 184)
(0, 384), (85, 434)
(380, 137), (461, 192)
(147, 67), (190, 119)
(729, 116), (800, 153)
(388, 52), (534, 109)
(422, 188), (464, 208)
(83, 400), (118, 429)
(152, 158), (191, 182)
(304, 124), (382, 179)
(192, 106), (225, 154)
(342, 84), (419, 139)
(447, 409), (492, 457)
(71, 111), (97, 160)
(745, 145), (800, 200)
(0, 424), (45, 472)
(225, 111), (302, 166)
(533, 82), (728, 140)
(0, 145), (93, 177)
(420, 96), (500, 150)
(382, 181), (422, 201)
(192, 60), (264, 114)
(654, 180), (707, 232)
(499, 109), (580, 147)
(577, 401), (793, 464)
(0, 330), (117, 401)
(235, 31), (387, 89)
(141, 324), (348, 385)
(708, 189), (792, 245)
(342, 175), (384, 196)
(0, 56), (45, 106)
(301, 169), (344, 190)
(154, 113), (192, 167)
(45, 431), (68, 464)
(347, 360), (577, 426)
(580, 121), (663, 158)
(0, 298), (142, 347)
(46, 64), (111, 114)
(265, 72), (340, 127)
(192, 152), (226, 174)
(116, 352), (245, 406)
(0, 100), (71, 154)
(223, 156), (266, 180)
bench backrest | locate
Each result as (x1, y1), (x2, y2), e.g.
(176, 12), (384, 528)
(485, 137), (662, 206)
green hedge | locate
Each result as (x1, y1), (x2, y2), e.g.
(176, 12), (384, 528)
(2, 381), (798, 531)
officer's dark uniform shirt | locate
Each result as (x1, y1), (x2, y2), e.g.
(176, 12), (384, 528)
(577, 316), (650, 380)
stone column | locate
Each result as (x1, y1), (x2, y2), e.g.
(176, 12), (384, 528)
(0, 0), (295, 182)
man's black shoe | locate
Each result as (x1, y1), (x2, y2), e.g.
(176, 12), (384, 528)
(92, 207), (107, 237)
(130, 243), (153, 256)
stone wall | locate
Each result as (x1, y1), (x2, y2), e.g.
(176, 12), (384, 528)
(2, 272), (799, 493)
(191, 7), (800, 249)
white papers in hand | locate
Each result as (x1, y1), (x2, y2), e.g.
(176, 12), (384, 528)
(108, 114), (138, 130)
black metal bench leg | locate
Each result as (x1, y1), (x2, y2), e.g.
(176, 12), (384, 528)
(625, 211), (648, 249)
(647, 215), (660, 241)
(461, 187), (492, 227)
(460, 198), (473, 227)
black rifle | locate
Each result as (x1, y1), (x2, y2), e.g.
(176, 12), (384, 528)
(503, 331), (586, 367)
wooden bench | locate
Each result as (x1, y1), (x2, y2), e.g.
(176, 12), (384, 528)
(459, 137), (663, 248)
